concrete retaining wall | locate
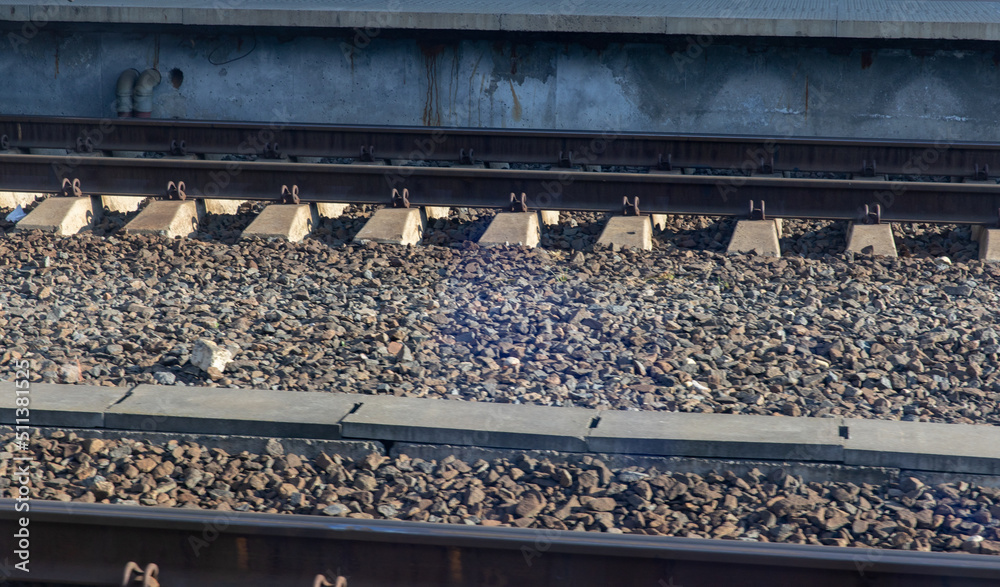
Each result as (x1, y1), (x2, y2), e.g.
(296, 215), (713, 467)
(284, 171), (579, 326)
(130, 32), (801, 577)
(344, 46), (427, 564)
(2, 31), (999, 141)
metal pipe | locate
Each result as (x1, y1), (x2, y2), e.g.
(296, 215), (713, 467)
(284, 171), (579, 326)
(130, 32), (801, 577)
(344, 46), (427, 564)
(115, 69), (139, 118)
(132, 68), (161, 118)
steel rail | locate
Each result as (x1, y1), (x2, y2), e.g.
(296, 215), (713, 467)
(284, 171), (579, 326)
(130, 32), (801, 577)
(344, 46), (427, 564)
(2, 153), (1000, 224)
(2, 500), (999, 586)
(3, 115), (1000, 177)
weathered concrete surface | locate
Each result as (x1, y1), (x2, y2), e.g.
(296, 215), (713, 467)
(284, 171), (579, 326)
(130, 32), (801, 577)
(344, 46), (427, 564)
(478, 212), (541, 247)
(241, 204), (318, 242)
(15, 196), (102, 235)
(424, 206), (450, 220)
(100, 196), (145, 213)
(354, 208), (426, 246)
(12, 1), (1000, 40)
(980, 227), (1000, 261)
(203, 199), (245, 215)
(317, 203), (349, 218)
(596, 215), (653, 250)
(588, 412), (844, 462)
(539, 210), (560, 226)
(650, 214), (667, 231)
(727, 220), (781, 257)
(124, 200), (202, 238)
(7, 382), (1000, 477)
(4, 30), (1000, 142)
(0, 192), (41, 208)
(341, 395), (594, 452)
(392, 443), (899, 487)
(105, 384), (358, 439)
(0, 381), (129, 428)
(846, 223), (897, 257)
(844, 419), (1000, 475)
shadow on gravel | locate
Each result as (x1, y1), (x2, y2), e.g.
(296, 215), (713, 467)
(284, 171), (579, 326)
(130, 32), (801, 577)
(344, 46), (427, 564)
(894, 223), (977, 262)
(540, 212), (606, 251)
(423, 208), (492, 245)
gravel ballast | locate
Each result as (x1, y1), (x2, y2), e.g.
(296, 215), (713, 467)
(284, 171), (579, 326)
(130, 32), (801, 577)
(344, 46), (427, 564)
(0, 210), (999, 425)
(3, 431), (999, 555)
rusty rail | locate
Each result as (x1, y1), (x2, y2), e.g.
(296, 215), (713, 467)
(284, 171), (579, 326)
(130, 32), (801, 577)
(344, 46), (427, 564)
(2, 115), (1000, 177)
(2, 500), (999, 586)
(1, 152), (1000, 224)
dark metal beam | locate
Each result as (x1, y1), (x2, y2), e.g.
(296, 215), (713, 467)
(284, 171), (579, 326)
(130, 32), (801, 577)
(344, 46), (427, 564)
(4, 500), (1000, 587)
(3, 115), (1000, 176)
(2, 153), (999, 224)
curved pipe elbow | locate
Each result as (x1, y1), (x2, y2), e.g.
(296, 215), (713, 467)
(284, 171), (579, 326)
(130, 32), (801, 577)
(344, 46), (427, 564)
(132, 68), (162, 118)
(115, 69), (139, 117)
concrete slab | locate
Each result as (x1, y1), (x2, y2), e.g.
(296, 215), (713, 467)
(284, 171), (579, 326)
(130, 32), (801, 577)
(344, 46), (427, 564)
(203, 199), (245, 215)
(18, 1), (1000, 42)
(980, 228), (1000, 261)
(241, 203), (318, 242)
(539, 211), (560, 226)
(588, 412), (844, 462)
(0, 192), (41, 209)
(651, 214), (667, 231)
(341, 395), (594, 452)
(100, 196), (144, 213)
(596, 215), (653, 251)
(15, 196), (102, 235)
(0, 381), (130, 428)
(425, 206), (450, 220)
(478, 212), (541, 247)
(317, 203), (349, 218)
(726, 219), (781, 256)
(124, 200), (202, 238)
(844, 419), (1000, 475)
(846, 223), (897, 257)
(354, 208), (426, 246)
(105, 385), (359, 439)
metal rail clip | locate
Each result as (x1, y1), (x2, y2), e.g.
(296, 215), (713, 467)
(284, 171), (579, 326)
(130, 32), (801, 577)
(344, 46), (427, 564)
(313, 574), (348, 587)
(263, 142), (281, 159)
(121, 561), (160, 587)
(510, 192), (528, 213)
(623, 196), (640, 216)
(391, 188), (410, 208)
(280, 184), (300, 204)
(166, 181), (187, 200)
(75, 136), (94, 153)
(60, 178), (82, 198)
(862, 204), (881, 225)
(460, 148), (474, 165)
(169, 140), (187, 157)
(749, 200), (766, 220)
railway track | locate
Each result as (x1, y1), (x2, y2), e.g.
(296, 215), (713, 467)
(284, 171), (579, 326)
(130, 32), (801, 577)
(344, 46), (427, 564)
(2, 116), (1000, 224)
(3, 499), (1000, 586)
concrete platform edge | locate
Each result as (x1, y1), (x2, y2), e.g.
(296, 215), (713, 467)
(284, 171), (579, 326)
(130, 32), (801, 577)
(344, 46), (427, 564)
(3, 382), (1000, 476)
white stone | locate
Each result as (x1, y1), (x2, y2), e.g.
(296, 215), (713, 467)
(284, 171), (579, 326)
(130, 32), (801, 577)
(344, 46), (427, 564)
(190, 339), (236, 373)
